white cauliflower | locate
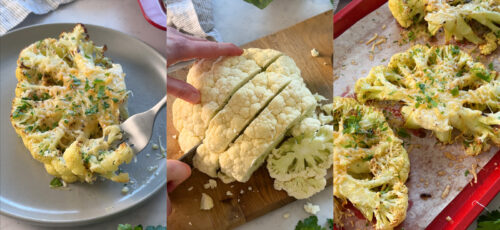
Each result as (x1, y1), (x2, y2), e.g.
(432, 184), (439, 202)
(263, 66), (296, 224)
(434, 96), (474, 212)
(267, 125), (333, 181)
(274, 175), (326, 200)
(218, 80), (317, 182)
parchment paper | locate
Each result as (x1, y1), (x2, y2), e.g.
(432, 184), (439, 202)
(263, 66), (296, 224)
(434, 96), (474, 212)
(333, 3), (499, 229)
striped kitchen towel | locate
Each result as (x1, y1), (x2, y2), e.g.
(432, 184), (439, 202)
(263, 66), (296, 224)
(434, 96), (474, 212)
(0, 0), (75, 35)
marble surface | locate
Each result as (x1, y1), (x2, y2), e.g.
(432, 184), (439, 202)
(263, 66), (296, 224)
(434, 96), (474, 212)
(0, 0), (166, 229)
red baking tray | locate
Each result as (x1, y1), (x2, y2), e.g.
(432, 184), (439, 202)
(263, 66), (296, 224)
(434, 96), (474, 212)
(137, 0), (166, 30)
(333, 0), (500, 229)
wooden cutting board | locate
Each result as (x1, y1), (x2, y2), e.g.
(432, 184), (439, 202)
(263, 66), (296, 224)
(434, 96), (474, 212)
(167, 10), (333, 230)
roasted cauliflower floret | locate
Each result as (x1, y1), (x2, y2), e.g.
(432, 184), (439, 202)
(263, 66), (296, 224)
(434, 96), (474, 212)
(333, 97), (409, 230)
(479, 32), (499, 55)
(10, 24), (132, 183)
(388, 0), (427, 28)
(355, 45), (499, 155)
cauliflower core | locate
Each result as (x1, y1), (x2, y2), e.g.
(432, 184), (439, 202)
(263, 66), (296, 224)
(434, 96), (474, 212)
(333, 97), (410, 230)
(173, 48), (320, 185)
(10, 24), (133, 183)
(356, 45), (500, 155)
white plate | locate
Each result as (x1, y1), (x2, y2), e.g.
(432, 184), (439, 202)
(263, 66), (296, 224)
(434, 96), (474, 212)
(0, 23), (166, 226)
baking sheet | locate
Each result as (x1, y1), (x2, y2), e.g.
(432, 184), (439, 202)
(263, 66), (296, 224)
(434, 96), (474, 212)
(333, 3), (499, 229)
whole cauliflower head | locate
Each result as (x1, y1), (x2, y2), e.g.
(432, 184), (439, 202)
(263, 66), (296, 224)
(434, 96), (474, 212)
(333, 97), (409, 230)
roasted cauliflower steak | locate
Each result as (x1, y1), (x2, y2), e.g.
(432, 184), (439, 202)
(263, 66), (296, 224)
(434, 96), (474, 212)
(10, 24), (133, 183)
(333, 97), (409, 230)
(356, 45), (500, 155)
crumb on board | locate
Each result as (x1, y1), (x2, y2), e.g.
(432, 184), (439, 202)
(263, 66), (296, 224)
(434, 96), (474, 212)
(188, 186), (194, 191)
(203, 179), (217, 189)
(441, 185), (451, 199)
(200, 193), (214, 210)
(152, 144), (159, 150)
(304, 202), (320, 215)
(437, 171), (446, 176)
(382, 24), (386, 29)
(240, 189), (245, 194)
(248, 186), (252, 191)
(311, 48), (320, 57)
(189, 222), (192, 226)
(351, 60), (358, 65)
(283, 213), (290, 219)
(226, 191), (233, 196)
(121, 186), (129, 194)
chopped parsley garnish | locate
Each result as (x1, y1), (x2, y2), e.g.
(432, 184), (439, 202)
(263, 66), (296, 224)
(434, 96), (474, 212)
(295, 215), (324, 230)
(408, 31), (415, 42)
(464, 170), (470, 176)
(97, 85), (106, 99)
(451, 87), (459, 96)
(362, 154), (374, 161)
(418, 83), (426, 93)
(85, 79), (91, 91)
(488, 63), (494, 71)
(85, 104), (98, 115)
(117, 224), (166, 230)
(475, 71), (491, 82)
(12, 101), (32, 118)
(112, 98), (119, 103)
(105, 73), (110, 76)
(451, 45), (460, 55)
(397, 128), (411, 138)
(93, 78), (104, 84)
(103, 101), (110, 109)
(50, 178), (63, 188)
(84, 54), (91, 59)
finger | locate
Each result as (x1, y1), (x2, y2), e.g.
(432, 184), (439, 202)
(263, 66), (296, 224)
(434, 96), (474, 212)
(167, 76), (201, 104)
(171, 41), (243, 64)
(167, 159), (191, 193)
(167, 194), (172, 216)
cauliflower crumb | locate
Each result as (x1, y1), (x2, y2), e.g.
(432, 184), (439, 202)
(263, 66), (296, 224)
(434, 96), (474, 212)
(304, 202), (320, 215)
(203, 179), (217, 189)
(152, 144), (159, 150)
(248, 186), (252, 191)
(133, 156), (137, 163)
(147, 165), (158, 172)
(240, 189), (245, 194)
(283, 213), (290, 219)
(441, 185), (451, 199)
(311, 48), (320, 57)
(146, 153), (151, 157)
(121, 186), (129, 194)
(187, 186), (194, 191)
(189, 222), (192, 225)
(479, 32), (498, 55)
(172, 135), (177, 139)
(226, 191), (233, 196)
(200, 193), (214, 210)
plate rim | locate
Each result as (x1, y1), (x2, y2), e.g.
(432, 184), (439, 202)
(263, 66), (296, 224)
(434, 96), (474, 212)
(0, 23), (167, 226)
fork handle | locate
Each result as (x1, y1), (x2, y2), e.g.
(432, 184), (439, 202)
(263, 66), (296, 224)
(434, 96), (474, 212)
(152, 96), (167, 114)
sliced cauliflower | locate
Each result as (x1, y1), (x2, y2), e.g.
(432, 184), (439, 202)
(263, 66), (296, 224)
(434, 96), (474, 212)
(388, 0), (427, 28)
(194, 72), (291, 177)
(355, 45), (500, 155)
(172, 49), (281, 152)
(267, 125), (333, 181)
(274, 175), (326, 200)
(333, 97), (409, 230)
(219, 80), (317, 182)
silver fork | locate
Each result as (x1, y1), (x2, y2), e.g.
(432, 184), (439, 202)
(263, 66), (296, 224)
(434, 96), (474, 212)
(120, 96), (166, 153)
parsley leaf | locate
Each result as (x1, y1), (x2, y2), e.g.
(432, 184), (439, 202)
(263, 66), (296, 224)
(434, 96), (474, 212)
(451, 87), (459, 96)
(477, 210), (500, 230)
(327, 219), (334, 230)
(451, 45), (460, 55)
(243, 0), (274, 9)
(488, 63), (494, 71)
(97, 85), (106, 99)
(295, 215), (325, 230)
(362, 154), (374, 161)
(85, 104), (98, 115)
(465, 170), (470, 176)
(397, 128), (411, 138)
(475, 71), (491, 82)
(50, 178), (63, 188)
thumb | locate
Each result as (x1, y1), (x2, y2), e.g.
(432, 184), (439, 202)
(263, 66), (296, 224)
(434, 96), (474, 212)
(167, 159), (191, 193)
(167, 76), (201, 104)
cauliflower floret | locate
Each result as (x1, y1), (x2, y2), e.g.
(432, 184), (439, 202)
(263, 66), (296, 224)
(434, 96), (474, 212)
(333, 97), (409, 230)
(267, 125), (333, 181)
(304, 202), (321, 215)
(355, 45), (500, 155)
(200, 193), (214, 210)
(388, 0), (427, 28)
(274, 175), (326, 200)
(480, 32), (499, 55)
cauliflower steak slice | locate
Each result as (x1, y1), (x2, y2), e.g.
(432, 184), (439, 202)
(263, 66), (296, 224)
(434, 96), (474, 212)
(355, 45), (500, 155)
(268, 123), (333, 199)
(10, 24), (133, 183)
(333, 97), (409, 230)
(194, 72), (292, 177)
(218, 80), (317, 182)
(172, 49), (282, 152)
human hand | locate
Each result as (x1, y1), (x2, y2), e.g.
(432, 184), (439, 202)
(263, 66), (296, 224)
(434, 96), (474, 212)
(166, 27), (243, 103)
(167, 159), (191, 216)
